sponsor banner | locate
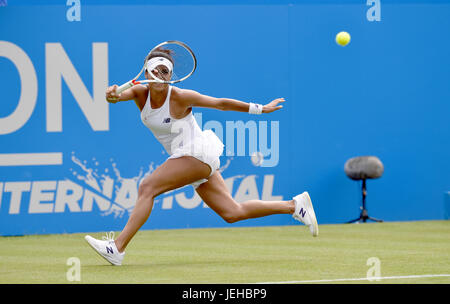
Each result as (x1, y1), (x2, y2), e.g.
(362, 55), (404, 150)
(1, 2), (449, 235)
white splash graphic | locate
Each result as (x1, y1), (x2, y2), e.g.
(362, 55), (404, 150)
(218, 156), (233, 173)
(70, 152), (155, 218)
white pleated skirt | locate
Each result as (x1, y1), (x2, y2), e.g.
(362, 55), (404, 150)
(168, 129), (224, 188)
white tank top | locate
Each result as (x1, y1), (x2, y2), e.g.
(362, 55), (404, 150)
(140, 86), (203, 155)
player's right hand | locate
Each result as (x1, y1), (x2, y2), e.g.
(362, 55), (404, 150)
(106, 85), (120, 103)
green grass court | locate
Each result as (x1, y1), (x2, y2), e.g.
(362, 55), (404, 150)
(0, 221), (449, 284)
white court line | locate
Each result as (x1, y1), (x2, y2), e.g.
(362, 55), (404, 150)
(254, 274), (450, 284)
(0, 152), (63, 166)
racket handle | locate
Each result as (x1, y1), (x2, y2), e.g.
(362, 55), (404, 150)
(116, 81), (134, 94)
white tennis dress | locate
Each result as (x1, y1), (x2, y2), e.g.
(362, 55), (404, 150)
(140, 85), (224, 188)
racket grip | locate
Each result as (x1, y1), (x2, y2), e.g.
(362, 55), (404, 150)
(116, 81), (134, 94)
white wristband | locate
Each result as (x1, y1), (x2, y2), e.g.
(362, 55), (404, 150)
(249, 102), (263, 114)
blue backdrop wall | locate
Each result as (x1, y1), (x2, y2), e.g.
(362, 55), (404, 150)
(1, 0), (449, 235)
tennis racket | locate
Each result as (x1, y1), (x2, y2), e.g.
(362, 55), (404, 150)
(116, 40), (197, 94)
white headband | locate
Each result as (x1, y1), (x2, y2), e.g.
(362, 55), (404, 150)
(147, 57), (173, 73)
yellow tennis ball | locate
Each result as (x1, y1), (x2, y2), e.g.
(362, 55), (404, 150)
(336, 31), (351, 46)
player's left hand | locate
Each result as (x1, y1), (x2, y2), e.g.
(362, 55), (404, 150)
(263, 98), (285, 113)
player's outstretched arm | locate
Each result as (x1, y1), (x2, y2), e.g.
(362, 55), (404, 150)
(177, 89), (285, 114)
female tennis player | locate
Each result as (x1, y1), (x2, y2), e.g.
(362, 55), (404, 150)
(85, 49), (319, 266)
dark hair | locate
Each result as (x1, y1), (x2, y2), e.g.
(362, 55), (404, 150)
(145, 47), (174, 64)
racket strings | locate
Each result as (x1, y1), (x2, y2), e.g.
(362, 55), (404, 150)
(146, 41), (196, 83)
(166, 44), (194, 81)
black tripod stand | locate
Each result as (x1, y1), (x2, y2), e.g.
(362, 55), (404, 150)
(347, 179), (383, 223)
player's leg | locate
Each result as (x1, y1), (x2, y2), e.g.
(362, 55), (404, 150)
(114, 156), (211, 252)
(196, 171), (318, 236)
(195, 171), (295, 223)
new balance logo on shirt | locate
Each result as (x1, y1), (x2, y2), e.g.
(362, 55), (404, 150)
(163, 118), (171, 123)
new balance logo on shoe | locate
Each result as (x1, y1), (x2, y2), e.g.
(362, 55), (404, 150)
(298, 208), (306, 218)
(106, 246), (114, 254)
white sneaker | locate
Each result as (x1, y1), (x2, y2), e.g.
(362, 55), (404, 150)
(84, 231), (125, 266)
(292, 191), (319, 237)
